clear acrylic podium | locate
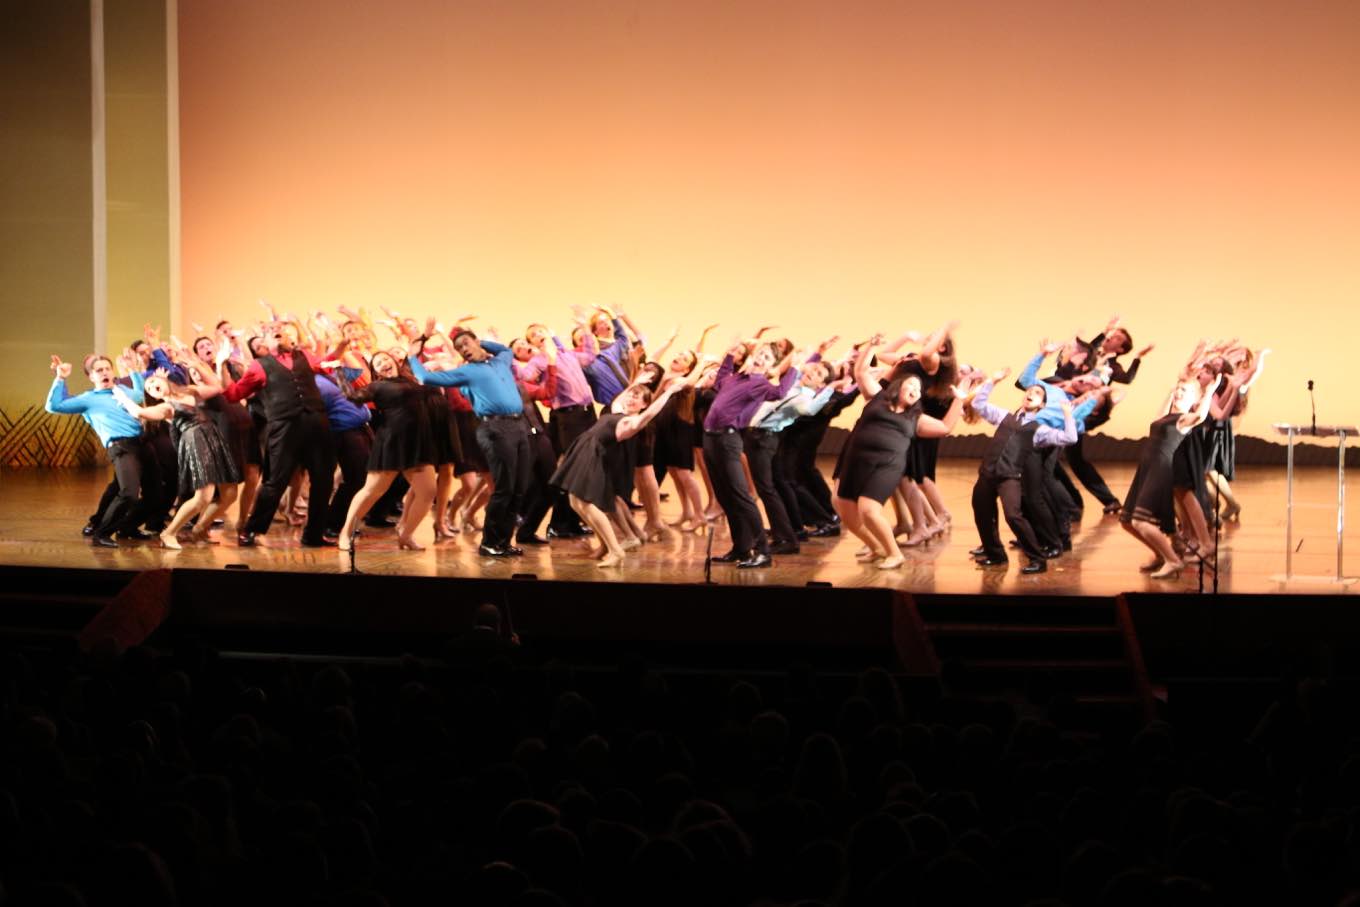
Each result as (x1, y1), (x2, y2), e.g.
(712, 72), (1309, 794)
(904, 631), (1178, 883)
(1271, 424), (1357, 585)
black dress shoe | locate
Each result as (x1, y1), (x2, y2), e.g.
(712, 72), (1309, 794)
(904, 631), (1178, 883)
(809, 523), (841, 538)
(796, 530), (810, 542)
(1061, 539), (1073, 552)
(1040, 546), (1062, 559)
(363, 517), (398, 529)
(117, 529), (154, 541)
(237, 532), (256, 547)
(547, 527), (586, 539)
(975, 555), (1009, 568)
(515, 534), (549, 546)
(322, 530), (340, 543)
(301, 536), (336, 548)
(1103, 501), (1123, 515)
(711, 550), (744, 564)
(1022, 558), (1047, 574)
(91, 535), (118, 549)
(81, 522), (96, 537)
(1007, 539), (1021, 550)
(504, 545), (524, 557)
(968, 545), (987, 557)
(770, 542), (800, 555)
(478, 544), (508, 557)
(737, 553), (773, 569)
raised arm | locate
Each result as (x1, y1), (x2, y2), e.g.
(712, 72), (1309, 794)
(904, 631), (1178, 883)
(854, 336), (885, 398)
(969, 369), (1013, 427)
(915, 387), (966, 439)
(1179, 376), (1222, 432)
(43, 358), (85, 414)
(616, 373), (697, 441)
(112, 384), (172, 422)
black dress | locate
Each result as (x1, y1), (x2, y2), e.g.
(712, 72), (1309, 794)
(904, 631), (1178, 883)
(421, 384), (463, 468)
(361, 379), (435, 471)
(905, 394), (950, 482)
(653, 390), (696, 470)
(551, 412), (627, 511)
(171, 401), (242, 497)
(200, 393), (254, 475)
(1121, 413), (1185, 534)
(834, 388), (920, 503)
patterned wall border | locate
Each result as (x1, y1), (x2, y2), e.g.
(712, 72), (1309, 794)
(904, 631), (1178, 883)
(0, 405), (103, 468)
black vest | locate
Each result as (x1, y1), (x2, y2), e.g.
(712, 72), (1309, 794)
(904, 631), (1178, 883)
(258, 353), (325, 421)
(980, 413), (1041, 479)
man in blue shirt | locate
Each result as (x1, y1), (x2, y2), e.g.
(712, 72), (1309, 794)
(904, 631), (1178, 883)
(45, 354), (153, 547)
(409, 331), (529, 558)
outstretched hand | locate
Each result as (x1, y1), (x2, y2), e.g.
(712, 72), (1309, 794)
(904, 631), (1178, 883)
(989, 366), (1011, 384)
(50, 355), (72, 379)
(1136, 343), (1155, 358)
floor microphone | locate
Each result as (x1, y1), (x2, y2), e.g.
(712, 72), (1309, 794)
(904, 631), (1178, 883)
(1309, 379), (1317, 435)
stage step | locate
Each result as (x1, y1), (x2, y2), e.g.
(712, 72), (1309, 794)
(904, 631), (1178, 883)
(929, 625), (1126, 660)
(916, 592), (1151, 723)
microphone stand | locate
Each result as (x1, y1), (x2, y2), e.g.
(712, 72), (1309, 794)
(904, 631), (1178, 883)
(347, 531), (363, 574)
(1310, 380), (1317, 436)
(703, 520), (717, 584)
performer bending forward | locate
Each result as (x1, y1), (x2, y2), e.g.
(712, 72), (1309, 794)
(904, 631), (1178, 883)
(552, 373), (693, 568)
(835, 336), (964, 570)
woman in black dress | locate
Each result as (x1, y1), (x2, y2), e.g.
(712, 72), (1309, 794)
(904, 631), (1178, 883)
(1203, 348), (1269, 524)
(336, 351), (437, 551)
(112, 364), (242, 550)
(1120, 375), (1222, 578)
(834, 336), (964, 570)
(552, 376), (691, 568)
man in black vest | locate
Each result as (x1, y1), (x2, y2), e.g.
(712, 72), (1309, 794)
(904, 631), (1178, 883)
(223, 326), (337, 547)
(968, 370), (1077, 574)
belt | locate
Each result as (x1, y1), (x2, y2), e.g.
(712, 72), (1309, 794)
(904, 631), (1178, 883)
(745, 427), (776, 435)
(482, 412), (523, 421)
(106, 436), (139, 448)
(554, 404), (592, 413)
(705, 427), (740, 435)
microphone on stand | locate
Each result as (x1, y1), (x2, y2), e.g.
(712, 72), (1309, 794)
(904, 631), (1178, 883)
(1309, 379), (1317, 435)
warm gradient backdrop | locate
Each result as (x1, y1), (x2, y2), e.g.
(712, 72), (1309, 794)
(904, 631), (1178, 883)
(178, 0), (1360, 439)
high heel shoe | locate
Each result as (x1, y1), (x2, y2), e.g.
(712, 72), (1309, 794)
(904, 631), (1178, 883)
(1138, 558), (1165, 573)
(878, 555), (905, 570)
(620, 537), (642, 551)
(1221, 503), (1241, 523)
(397, 535), (426, 551)
(433, 525), (458, 543)
(901, 532), (930, 548)
(159, 531), (182, 550)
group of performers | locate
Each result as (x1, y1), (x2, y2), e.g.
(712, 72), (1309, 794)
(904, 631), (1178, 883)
(44, 304), (1266, 577)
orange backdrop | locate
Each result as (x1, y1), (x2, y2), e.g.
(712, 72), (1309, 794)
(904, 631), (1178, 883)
(178, 0), (1360, 439)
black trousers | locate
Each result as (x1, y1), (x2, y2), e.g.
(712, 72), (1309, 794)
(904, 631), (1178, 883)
(245, 411), (336, 543)
(327, 426), (373, 533)
(93, 437), (156, 538)
(547, 405), (595, 532)
(1065, 434), (1118, 507)
(972, 473), (1043, 561)
(476, 415), (531, 550)
(703, 430), (768, 557)
(790, 425), (836, 525)
(1020, 449), (1063, 550)
(517, 421), (558, 540)
(773, 432), (807, 531)
(743, 429), (798, 545)
(144, 424), (178, 530)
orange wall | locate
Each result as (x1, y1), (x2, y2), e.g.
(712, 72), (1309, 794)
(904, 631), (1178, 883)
(178, 0), (1360, 439)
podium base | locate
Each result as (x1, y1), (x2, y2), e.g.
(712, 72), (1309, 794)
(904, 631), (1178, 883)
(1270, 573), (1358, 586)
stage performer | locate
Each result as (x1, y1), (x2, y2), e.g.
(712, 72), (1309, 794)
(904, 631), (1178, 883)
(968, 370), (1078, 575)
(517, 318), (599, 538)
(314, 369), (374, 542)
(111, 356), (242, 549)
(1204, 347), (1269, 524)
(551, 375), (692, 568)
(508, 333), (560, 547)
(221, 325), (337, 548)
(746, 345), (842, 554)
(703, 339), (800, 569)
(834, 336), (965, 570)
(409, 329), (529, 558)
(334, 350), (437, 551)
(45, 354), (154, 548)
(1120, 374), (1224, 578)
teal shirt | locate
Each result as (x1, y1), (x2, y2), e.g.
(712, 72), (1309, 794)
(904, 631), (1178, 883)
(408, 340), (523, 417)
(45, 371), (146, 446)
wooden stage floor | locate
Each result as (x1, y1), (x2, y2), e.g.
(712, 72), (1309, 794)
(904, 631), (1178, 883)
(0, 461), (1353, 597)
